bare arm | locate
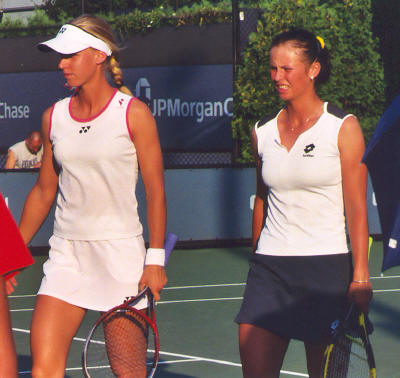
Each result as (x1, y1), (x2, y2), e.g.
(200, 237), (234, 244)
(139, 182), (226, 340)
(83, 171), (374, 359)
(19, 107), (59, 244)
(4, 150), (16, 169)
(251, 127), (268, 253)
(338, 116), (372, 312)
(128, 99), (167, 300)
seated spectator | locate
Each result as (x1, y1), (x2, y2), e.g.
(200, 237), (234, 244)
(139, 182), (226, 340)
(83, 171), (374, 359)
(5, 131), (43, 169)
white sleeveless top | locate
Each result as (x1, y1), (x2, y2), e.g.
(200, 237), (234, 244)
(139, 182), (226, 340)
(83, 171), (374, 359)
(255, 102), (350, 256)
(50, 89), (143, 240)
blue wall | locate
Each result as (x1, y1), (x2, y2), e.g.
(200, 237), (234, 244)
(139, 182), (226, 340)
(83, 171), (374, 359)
(0, 168), (381, 248)
(0, 65), (232, 152)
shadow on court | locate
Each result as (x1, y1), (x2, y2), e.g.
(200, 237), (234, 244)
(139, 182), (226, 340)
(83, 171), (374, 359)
(372, 298), (400, 339)
(17, 355), (31, 375)
(10, 243), (400, 377)
(18, 355), (77, 378)
(156, 364), (196, 378)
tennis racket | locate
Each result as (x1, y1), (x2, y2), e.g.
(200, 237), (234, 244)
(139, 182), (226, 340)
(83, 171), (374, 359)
(82, 232), (178, 378)
(321, 303), (376, 378)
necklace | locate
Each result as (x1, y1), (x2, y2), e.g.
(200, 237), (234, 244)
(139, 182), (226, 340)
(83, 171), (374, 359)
(286, 105), (323, 132)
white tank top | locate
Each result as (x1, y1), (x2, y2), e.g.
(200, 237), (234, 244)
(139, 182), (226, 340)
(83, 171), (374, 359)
(255, 102), (350, 256)
(50, 89), (143, 240)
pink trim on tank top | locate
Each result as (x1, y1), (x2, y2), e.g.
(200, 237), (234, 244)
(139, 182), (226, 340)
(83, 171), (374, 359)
(68, 88), (118, 122)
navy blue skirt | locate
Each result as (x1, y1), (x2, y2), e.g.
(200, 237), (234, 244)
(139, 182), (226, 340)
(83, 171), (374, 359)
(235, 253), (352, 342)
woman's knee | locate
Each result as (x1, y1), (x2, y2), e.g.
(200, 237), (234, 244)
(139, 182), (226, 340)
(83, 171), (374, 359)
(239, 323), (289, 378)
(30, 296), (86, 377)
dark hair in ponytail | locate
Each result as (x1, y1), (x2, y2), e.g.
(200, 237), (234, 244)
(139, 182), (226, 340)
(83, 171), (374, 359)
(271, 28), (331, 85)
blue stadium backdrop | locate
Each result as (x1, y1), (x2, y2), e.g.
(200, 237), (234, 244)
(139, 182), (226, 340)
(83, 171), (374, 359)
(0, 60), (381, 246)
(0, 65), (233, 151)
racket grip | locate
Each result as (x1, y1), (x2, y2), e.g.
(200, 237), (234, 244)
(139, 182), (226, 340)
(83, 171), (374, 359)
(164, 232), (178, 266)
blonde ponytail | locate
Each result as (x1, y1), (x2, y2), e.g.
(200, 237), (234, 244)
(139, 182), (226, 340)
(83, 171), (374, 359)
(109, 56), (133, 96)
(70, 14), (133, 96)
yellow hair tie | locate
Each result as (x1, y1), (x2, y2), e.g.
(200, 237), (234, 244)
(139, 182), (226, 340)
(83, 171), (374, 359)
(316, 36), (325, 49)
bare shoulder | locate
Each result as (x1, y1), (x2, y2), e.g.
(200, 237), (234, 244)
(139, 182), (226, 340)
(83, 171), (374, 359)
(128, 97), (153, 118)
(251, 125), (258, 138)
(41, 106), (54, 137)
(127, 97), (156, 137)
(341, 114), (361, 132)
(251, 125), (258, 146)
(338, 115), (365, 151)
(42, 105), (53, 121)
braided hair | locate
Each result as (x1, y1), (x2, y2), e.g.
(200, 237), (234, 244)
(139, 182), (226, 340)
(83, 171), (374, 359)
(70, 14), (133, 96)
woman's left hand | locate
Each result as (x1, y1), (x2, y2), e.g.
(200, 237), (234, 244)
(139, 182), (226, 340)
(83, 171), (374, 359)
(348, 281), (373, 313)
(139, 265), (167, 301)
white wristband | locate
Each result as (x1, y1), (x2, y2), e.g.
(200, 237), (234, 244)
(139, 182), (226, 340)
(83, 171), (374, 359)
(145, 248), (165, 266)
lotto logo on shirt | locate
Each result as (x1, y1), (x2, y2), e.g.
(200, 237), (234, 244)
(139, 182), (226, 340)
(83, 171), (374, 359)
(303, 143), (315, 157)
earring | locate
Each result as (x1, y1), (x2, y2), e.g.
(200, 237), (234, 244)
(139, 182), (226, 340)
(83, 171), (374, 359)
(310, 76), (314, 80)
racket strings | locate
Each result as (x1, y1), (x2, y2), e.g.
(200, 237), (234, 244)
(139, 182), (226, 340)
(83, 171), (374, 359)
(323, 325), (370, 377)
(85, 308), (154, 377)
(103, 310), (149, 377)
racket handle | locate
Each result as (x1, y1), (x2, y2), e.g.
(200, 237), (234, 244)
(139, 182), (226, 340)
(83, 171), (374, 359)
(164, 232), (178, 266)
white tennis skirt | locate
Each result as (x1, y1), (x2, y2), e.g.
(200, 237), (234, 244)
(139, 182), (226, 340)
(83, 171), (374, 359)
(38, 235), (148, 311)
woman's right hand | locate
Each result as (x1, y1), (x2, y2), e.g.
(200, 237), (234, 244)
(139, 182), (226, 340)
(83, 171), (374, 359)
(348, 280), (373, 313)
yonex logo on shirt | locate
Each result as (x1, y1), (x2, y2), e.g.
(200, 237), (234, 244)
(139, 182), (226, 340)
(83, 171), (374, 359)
(79, 126), (91, 134)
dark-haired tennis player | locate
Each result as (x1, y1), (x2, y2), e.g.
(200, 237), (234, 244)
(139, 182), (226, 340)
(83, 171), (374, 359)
(19, 14), (167, 377)
(235, 28), (372, 378)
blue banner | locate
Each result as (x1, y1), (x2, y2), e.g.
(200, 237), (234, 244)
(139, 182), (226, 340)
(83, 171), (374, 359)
(0, 169), (382, 247)
(0, 64), (233, 151)
(124, 65), (233, 150)
(0, 71), (69, 149)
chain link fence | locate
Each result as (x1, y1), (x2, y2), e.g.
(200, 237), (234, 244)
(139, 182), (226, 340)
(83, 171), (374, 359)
(163, 150), (232, 168)
(0, 150), (233, 170)
(0, 149), (7, 169)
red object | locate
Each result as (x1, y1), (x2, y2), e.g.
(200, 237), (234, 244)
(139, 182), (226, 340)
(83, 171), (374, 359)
(0, 194), (34, 280)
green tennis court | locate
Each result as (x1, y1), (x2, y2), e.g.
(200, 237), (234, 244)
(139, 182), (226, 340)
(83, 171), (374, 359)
(9, 240), (400, 377)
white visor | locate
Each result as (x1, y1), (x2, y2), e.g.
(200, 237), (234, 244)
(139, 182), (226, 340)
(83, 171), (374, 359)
(38, 24), (112, 56)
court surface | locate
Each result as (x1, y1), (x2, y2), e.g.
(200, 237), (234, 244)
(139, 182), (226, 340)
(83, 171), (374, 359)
(9, 240), (400, 377)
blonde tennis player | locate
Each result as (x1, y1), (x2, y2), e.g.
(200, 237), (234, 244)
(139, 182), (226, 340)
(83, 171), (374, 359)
(19, 14), (167, 377)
